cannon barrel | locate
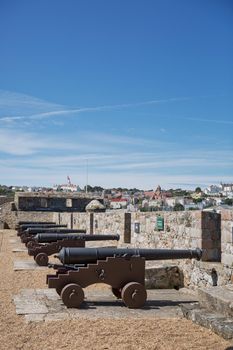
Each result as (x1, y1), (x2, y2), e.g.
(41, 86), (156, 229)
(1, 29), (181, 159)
(35, 233), (120, 243)
(20, 224), (67, 230)
(26, 228), (86, 235)
(19, 225), (67, 235)
(18, 221), (56, 226)
(16, 221), (55, 229)
(56, 247), (202, 265)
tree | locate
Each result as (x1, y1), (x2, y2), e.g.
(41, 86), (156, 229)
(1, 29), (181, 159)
(223, 198), (233, 206)
(195, 187), (202, 193)
(193, 198), (203, 204)
(173, 203), (185, 211)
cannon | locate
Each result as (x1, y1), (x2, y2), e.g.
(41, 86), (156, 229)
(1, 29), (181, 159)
(26, 228), (86, 235)
(18, 223), (67, 236)
(16, 221), (56, 230)
(16, 222), (56, 234)
(28, 234), (120, 266)
(21, 228), (86, 245)
(47, 247), (202, 309)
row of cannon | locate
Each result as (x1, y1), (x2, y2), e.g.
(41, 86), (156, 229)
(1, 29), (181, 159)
(16, 221), (202, 309)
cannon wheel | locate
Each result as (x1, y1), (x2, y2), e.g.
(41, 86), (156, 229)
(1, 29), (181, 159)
(34, 253), (49, 266)
(27, 240), (36, 249)
(111, 287), (122, 299)
(61, 283), (84, 308)
(121, 282), (147, 309)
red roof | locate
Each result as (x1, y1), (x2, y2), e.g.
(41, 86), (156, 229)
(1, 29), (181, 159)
(110, 198), (128, 202)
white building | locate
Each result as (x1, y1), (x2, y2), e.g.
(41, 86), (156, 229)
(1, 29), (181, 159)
(110, 198), (128, 209)
(53, 184), (81, 192)
(221, 183), (233, 197)
(204, 185), (221, 196)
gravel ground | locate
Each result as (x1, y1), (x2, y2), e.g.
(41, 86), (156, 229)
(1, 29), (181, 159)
(0, 229), (232, 350)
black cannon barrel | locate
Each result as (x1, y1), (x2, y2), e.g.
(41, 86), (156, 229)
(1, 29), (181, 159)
(34, 233), (120, 243)
(18, 221), (56, 226)
(20, 225), (67, 235)
(20, 224), (67, 231)
(56, 247), (202, 265)
(26, 228), (86, 235)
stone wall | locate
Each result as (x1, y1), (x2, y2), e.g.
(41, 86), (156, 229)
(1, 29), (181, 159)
(53, 212), (90, 233)
(0, 202), (54, 229)
(15, 192), (102, 212)
(0, 196), (14, 206)
(52, 210), (228, 287)
(55, 210), (221, 261)
(221, 210), (233, 268)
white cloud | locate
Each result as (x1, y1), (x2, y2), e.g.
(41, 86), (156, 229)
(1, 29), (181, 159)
(0, 90), (192, 122)
(183, 117), (233, 125)
(0, 90), (64, 119)
(0, 164), (232, 190)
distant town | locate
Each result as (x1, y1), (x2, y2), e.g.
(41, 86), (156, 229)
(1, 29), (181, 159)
(0, 180), (232, 212)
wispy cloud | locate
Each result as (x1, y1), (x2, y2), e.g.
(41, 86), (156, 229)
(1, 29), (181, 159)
(0, 128), (73, 155)
(0, 90), (191, 122)
(183, 117), (233, 125)
(0, 90), (64, 119)
(0, 128), (166, 155)
(0, 164), (231, 190)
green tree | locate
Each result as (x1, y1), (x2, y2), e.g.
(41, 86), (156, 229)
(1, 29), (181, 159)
(193, 198), (203, 204)
(173, 203), (185, 211)
(195, 187), (202, 193)
(223, 198), (233, 206)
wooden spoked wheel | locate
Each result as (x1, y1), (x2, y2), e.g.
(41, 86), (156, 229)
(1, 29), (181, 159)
(34, 252), (49, 266)
(61, 283), (84, 308)
(121, 282), (147, 308)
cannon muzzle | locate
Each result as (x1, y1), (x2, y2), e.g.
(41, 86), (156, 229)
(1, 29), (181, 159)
(56, 247), (202, 265)
(34, 233), (120, 243)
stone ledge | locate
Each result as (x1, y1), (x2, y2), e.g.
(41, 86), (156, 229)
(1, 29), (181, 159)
(198, 285), (233, 317)
(181, 303), (233, 340)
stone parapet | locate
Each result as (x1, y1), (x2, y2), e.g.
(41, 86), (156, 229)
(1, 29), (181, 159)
(221, 209), (233, 267)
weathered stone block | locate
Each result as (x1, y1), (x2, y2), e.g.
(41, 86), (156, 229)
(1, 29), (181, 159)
(221, 209), (233, 221)
(222, 253), (233, 267)
(221, 227), (233, 243)
(198, 285), (233, 318)
(181, 303), (233, 340)
(145, 265), (183, 289)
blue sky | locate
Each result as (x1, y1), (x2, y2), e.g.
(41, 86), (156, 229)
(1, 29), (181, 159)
(0, 0), (232, 189)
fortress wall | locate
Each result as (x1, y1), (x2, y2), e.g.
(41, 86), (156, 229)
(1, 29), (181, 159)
(221, 210), (233, 268)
